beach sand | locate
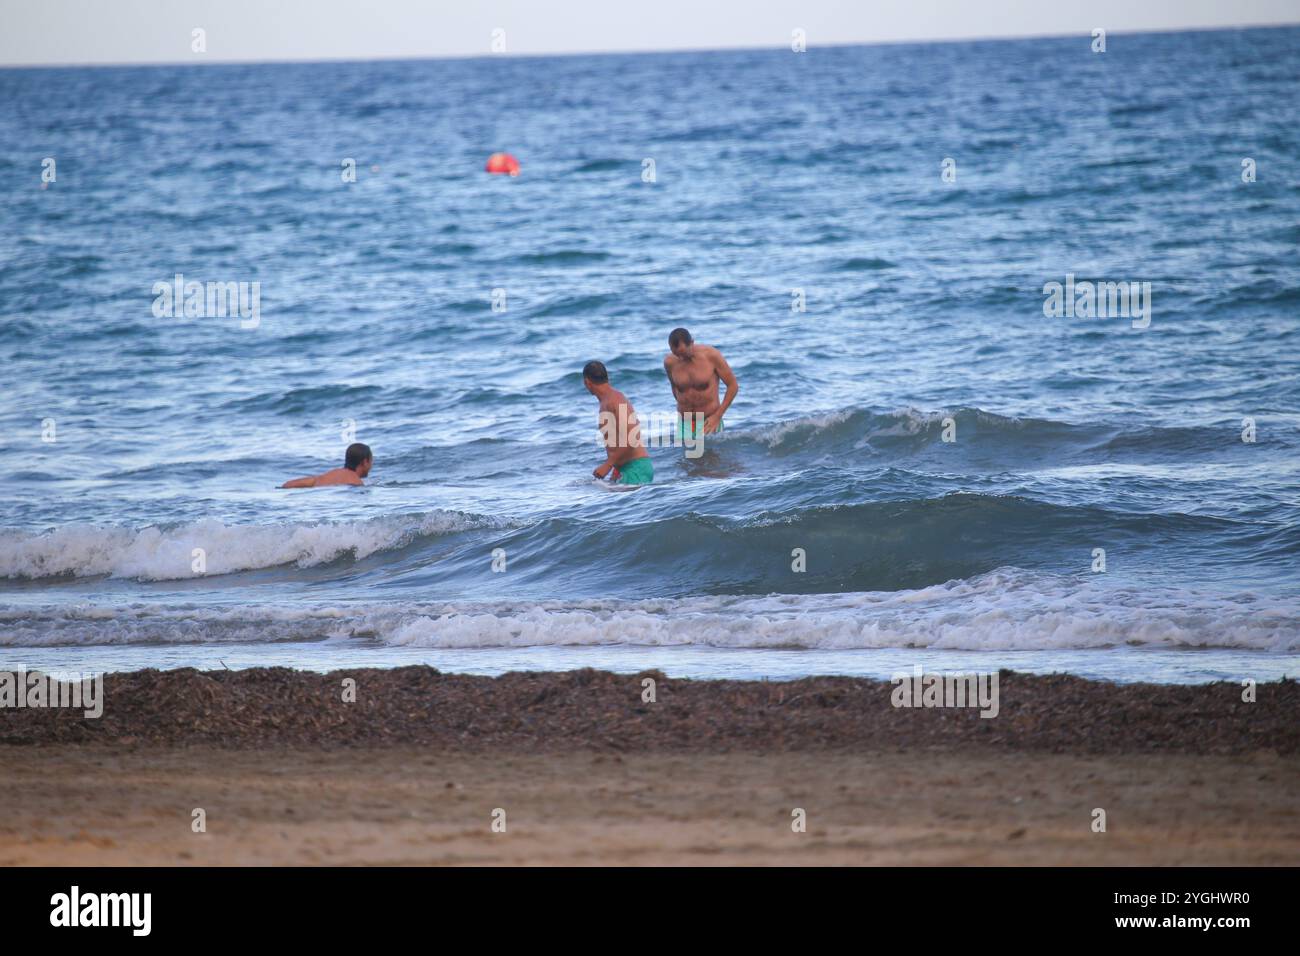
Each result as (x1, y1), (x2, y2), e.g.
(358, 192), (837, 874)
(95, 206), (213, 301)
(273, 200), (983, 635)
(1, 668), (1297, 865)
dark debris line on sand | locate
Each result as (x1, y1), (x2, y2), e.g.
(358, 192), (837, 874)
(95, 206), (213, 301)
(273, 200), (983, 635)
(0, 668), (1295, 754)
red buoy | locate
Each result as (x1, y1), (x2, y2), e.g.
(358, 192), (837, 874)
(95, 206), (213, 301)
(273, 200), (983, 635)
(485, 152), (520, 176)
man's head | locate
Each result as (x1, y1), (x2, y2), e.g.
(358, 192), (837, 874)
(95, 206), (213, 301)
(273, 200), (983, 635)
(668, 327), (694, 358)
(582, 360), (609, 395)
(344, 442), (373, 477)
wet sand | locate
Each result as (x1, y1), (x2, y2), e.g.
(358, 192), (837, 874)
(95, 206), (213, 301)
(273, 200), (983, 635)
(1, 747), (1296, 865)
(1, 668), (1297, 865)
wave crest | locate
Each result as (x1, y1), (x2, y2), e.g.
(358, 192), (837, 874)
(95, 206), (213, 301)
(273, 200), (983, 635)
(0, 511), (503, 581)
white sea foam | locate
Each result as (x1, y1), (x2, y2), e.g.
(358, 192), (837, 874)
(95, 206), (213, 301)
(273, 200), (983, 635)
(0, 511), (502, 581)
(1, 570), (1296, 652)
(383, 574), (1299, 652)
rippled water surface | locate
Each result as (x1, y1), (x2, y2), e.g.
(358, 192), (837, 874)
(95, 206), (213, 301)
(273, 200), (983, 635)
(1, 29), (1297, 681)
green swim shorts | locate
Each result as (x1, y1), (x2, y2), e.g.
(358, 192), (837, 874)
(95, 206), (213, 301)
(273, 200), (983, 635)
(616, 457), (654, 485)
(677, 413), (722, 441)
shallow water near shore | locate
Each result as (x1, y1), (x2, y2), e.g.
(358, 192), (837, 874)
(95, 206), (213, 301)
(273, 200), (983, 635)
(5, 643), (1296, 686)
(2, 29), (1298, 681)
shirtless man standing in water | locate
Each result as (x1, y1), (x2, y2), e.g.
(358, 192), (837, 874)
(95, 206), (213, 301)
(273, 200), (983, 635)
(663, 328), (739, 440)
(584, 361), (653, 485)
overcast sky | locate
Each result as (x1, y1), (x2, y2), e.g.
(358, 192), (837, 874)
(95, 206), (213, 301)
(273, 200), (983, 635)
(3, 0), (1298, 66)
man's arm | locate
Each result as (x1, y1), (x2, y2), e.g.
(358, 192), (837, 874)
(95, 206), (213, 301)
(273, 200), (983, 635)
(281, 475), (317, 488)
(706, 350), (739, 433)
(594, 444), (618, 479)
(594, 405), (619, 478)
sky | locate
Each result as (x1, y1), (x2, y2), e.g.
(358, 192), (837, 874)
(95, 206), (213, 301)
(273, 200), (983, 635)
(2, 0), (1299, 66)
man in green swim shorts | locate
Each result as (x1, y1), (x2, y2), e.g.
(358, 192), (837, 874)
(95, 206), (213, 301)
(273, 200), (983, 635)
(583, 360), (654, 485)
(677, 410), (721, 442)
(664, 327), (738, 446)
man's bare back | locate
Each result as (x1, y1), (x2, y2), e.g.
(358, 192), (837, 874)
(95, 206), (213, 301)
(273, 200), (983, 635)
(596, 388), (649, 466)
(281, 443), (372, 488)
(282, 467), (363, 488)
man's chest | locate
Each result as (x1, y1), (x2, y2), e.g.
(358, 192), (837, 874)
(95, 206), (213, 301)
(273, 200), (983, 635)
(671, 362), (716, 388)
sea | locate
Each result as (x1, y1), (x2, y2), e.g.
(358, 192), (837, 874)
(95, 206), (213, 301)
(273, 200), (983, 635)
(1, 27), (1298, 684)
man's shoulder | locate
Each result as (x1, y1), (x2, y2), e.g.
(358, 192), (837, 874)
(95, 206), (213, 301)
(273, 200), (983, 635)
(318, 468), (362, 485)
(695, 344), (726, 365)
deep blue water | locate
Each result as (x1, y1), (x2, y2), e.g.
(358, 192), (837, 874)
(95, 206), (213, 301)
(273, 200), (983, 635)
(1, 29), (1298, 681)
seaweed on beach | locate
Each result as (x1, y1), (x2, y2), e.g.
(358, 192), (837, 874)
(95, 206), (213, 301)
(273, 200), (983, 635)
(1, 668), (1295, 755)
